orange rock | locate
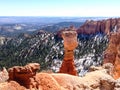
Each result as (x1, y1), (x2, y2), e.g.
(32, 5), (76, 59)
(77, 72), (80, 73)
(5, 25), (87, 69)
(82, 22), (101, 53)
(56, 18), (120, 39)
(59, 27), (78, 75)
(104, 20), (111, 35)
(77, 18), (120, 35)
(77, 20), (98, 35)
(1, 63), (119, 90)
(103, 32), (120, 79)
(34, 66), (115, 90)
(35, 73), (61, 90)
(0, 81), (26, 90)
(59, 59), (77, 75)
(8, 63), (40, 89)
(113, 43), (120, 79)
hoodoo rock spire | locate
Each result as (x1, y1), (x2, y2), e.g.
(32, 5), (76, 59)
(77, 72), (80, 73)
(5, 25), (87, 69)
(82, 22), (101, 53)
(59, 26), (78, 75)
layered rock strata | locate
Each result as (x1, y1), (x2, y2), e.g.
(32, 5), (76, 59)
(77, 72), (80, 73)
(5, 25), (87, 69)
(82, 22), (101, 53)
(77, 18), (120, 35)
(59, 26), (78, 75)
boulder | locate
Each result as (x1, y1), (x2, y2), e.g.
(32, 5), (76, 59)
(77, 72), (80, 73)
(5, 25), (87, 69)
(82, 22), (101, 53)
(8, 63), (40, 88)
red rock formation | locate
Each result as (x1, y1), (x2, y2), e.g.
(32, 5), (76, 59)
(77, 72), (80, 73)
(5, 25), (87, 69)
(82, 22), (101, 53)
(56, 18), (120, 39)
(103, 32), (120, 79)
(77, 18), (119, 35)
(59, 26), (78, 75)
(8, 63), (40, 89)
(1, 63), (120, 90)
(77, 18), (120, 35)
(77, 20), (98, 34)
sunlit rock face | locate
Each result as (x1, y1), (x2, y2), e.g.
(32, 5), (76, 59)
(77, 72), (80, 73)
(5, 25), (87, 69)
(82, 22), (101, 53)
(0, 81), (26, 90)
(59, 26), (78, 75)
(104, 32), (120, 79)
(114, 40), (120, 79)
(77, 18), (120, 35)
(62, 30), (78, 50)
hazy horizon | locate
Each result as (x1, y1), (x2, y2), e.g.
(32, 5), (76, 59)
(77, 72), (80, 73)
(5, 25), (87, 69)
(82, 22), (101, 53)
(0, 0), (120, 17)
(0, 15), (119, 18)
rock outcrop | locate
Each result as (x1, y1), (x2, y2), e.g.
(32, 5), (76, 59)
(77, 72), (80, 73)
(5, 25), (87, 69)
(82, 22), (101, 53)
(35, 65), (115, 90)
(59, 26), (78, 75)
(103, 32), (120, 79)
(1, 63), (120, 90)
(8, 63), (40, 89)
(77, 18), (120, 35)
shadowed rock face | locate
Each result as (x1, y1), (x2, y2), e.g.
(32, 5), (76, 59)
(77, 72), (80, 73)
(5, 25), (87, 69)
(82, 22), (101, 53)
(59, 26), (78, 75)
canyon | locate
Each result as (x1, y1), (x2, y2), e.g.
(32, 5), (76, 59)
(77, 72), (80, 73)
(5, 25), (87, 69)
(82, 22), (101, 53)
(0, 18), (120, 90)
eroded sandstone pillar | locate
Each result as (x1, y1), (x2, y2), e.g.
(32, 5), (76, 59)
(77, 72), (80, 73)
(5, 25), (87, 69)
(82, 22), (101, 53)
(59, 26), (78, 75)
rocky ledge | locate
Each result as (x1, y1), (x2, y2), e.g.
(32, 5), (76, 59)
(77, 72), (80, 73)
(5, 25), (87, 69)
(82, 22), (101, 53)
(0, 63), (119, 90)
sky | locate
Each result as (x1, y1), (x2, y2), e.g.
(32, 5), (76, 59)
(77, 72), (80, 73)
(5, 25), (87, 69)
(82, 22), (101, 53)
(0, 0), (120, 17)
